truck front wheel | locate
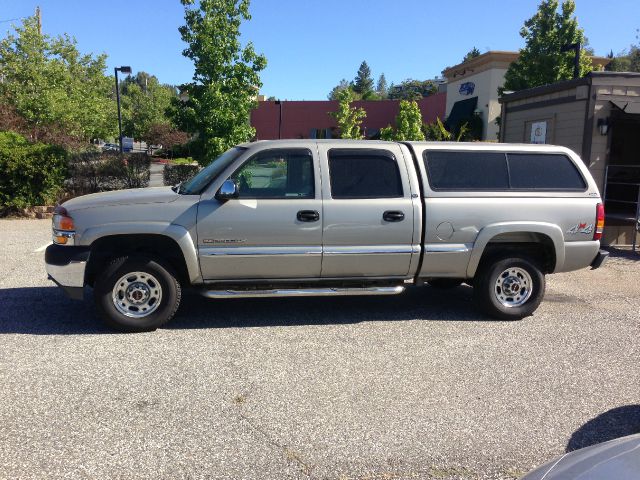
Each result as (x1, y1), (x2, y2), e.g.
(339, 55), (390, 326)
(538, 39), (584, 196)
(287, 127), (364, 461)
(94, 255), (181, 332)
(473, 256), (545, 320)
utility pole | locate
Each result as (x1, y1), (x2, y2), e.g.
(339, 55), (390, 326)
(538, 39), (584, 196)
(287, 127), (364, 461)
(114, 66), (132, 154)
(35, 6), (42, 35)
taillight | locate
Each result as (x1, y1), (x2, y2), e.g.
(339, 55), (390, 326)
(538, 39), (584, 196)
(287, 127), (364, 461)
(594, 203), (605, 241)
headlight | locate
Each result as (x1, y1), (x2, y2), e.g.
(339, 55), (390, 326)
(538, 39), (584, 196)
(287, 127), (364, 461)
(52, 206), (75, 245)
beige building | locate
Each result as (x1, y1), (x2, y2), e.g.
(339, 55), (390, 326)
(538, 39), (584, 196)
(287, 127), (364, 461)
(443, 51), (518, 140)
(442, 51), (610, 141)
(500, 71), (640, 247)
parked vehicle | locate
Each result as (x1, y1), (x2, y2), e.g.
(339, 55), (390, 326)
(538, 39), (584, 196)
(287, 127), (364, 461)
(101, 143), (119, 152)
(520, 433), (640, 479)
(45, 140), (608, 332)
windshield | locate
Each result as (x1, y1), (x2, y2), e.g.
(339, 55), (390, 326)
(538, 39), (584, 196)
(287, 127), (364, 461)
(179, 147), (247, 195)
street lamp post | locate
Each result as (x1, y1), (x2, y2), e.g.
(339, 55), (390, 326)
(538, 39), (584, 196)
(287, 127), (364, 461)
(114, 66), (132, 154)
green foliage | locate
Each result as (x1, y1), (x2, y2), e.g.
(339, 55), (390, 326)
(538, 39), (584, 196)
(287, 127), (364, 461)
(329, 89), (366, 139)
(423, 118), (469, 142)
(353, 61), (374, 96)
(163, 163), (200, 186)
(171, 0), (267, 166)
(0, 16), (116, 144)
(328, 79), (352, 100)
(376, 73), (388, 98)
(171, 157), (196, 165)
(67, 151), (150, 195)
(120, 72), (177, 142)
(388, 79), (437, 100)
(0, 131), (67, 209)
(502, 0), (593, 92)
(379, 101), (425, 141)
(606, 30), (640, 72)
(463, 47), (481, 62)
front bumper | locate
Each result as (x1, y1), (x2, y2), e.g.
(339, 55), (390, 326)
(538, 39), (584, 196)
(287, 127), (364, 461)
(590, 249), (609, 270)
(45, 244), (90, 299)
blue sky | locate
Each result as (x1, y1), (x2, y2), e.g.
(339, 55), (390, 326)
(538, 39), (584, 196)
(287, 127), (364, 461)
(1, 0), (638, 100)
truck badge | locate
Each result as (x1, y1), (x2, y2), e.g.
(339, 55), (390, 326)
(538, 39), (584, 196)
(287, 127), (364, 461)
(567, 223), (593, 235)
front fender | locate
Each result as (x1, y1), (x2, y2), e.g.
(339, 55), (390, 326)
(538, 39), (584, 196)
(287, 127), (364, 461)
(466, 221), (565, 278)
(80, 222), (201, 283)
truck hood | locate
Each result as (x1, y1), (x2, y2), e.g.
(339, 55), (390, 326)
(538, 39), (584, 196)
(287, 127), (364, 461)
(63, 187), (179, 211)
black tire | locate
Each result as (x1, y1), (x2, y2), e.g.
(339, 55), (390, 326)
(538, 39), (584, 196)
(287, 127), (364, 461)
(94, 255), (181, 332)
(427, 278), (464, 289)
(473, 256), (545, 320)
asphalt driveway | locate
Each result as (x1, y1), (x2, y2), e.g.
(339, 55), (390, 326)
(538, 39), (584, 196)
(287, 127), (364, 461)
(0, 219), (638, 479)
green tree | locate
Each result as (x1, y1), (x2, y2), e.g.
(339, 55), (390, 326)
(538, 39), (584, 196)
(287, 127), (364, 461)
(423, 117), (469, 142)
(463, 47), (481, 62)
(376, 73), (388, 98)
(387, 79), (437, 100)
(330, 89), (366, 139)
(606, 29), (640, 72)
(0, 16), (116, 144)
(328, 79), (352, 100)
(353, 61), (374, 96)
(503, 0), (593, 92)
(120, 72), (177, 142)
(170, 0), (267, 165)
(380, 100), (425, 141)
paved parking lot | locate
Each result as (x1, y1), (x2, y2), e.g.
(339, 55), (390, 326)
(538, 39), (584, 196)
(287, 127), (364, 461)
(1, 219), (639, 479)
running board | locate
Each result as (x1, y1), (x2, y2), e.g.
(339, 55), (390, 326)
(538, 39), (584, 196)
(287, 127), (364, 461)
(199, 286), (405, 299)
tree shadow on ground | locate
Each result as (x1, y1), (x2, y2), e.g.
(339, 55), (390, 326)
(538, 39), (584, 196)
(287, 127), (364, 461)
(567, 405), (640, 452)
(0, 284), (499, 335)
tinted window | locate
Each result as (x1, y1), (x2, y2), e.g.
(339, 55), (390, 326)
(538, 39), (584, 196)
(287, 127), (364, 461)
(424, 151), (509, 190)
(231, 149), (314, 199)
(328, 149), (403, 199)
(508, 154), (586, 190)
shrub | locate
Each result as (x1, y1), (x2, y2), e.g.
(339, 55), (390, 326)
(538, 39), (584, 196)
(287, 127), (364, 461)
(171, 157), (196, 165)
(0, 131), (67, 209)
(163, 163), (200, 186)
(67, 151), (150, 195)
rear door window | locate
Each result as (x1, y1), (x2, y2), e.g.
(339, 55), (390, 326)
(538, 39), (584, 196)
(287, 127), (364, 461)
(424, 151), (509, 190)
(328, 149), (403, 199)
(507, 153), (586, 190)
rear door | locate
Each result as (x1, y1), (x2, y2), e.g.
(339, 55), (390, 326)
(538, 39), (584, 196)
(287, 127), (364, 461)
(318, 143), (417, 278)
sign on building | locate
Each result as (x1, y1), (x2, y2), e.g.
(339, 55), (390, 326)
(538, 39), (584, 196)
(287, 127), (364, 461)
(530, 121), (547, 144)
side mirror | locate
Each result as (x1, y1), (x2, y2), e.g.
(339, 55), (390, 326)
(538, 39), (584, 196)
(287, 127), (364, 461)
(215, 179), (239, 201)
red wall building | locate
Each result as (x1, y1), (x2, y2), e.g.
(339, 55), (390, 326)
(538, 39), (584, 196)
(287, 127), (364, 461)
(250, 93), (446, 140)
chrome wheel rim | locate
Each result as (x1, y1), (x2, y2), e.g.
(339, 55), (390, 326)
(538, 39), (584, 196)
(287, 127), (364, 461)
(494, 266), (533, 308)
(112, 271), (162, 318)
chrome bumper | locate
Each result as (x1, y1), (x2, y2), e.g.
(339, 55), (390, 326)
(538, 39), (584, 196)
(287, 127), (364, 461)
(45, 245), (90, 299)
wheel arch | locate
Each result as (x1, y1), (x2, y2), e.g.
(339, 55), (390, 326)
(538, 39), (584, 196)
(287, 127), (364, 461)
(467, 222), (564, 278)
(83, 224), (201, 286)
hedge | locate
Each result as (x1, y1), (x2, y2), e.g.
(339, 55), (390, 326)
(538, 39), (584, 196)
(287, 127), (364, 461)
(67, 151), (151, 196)
(163, 163), (200, 186)
(0, 131), (67, 209)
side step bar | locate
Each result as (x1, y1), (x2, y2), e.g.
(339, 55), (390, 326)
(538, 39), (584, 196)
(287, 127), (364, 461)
(199, 286), (405, 299)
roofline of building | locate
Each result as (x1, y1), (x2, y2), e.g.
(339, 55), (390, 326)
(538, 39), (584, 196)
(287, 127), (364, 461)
(442, 51), (519, 79)
(499, 71), (640, 104)
(443, 50), (610, 81)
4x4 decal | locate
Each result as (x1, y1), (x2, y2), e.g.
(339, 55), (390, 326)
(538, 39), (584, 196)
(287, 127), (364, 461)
(567, 223), (594, 235)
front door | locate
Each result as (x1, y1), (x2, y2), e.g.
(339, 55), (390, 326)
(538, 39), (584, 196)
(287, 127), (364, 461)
(318, 144), (417, 278)
(196, 147), (322, 280)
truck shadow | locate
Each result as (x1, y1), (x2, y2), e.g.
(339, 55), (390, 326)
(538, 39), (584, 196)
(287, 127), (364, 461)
(566, 405), (640, 452)
(0, 285), (492, 335)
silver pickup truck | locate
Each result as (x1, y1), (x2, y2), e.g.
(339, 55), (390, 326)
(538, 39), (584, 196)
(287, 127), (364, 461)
(45, 140), (608, 332)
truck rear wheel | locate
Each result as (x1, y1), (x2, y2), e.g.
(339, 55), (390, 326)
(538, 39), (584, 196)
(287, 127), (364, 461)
(473, 256), (545, 320)
(94, 255), (181, 332)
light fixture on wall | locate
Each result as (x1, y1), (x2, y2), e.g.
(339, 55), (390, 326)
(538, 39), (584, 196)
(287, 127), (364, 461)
(597, 117), (610, 136)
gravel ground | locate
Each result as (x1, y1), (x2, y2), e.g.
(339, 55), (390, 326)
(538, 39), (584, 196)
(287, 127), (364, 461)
(0, 219), (639, 480)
